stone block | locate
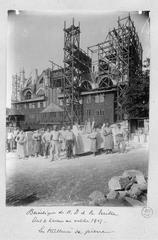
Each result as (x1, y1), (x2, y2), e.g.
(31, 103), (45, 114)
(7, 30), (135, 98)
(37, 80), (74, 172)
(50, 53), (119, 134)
(107, 190), (119, 200)
(122, 170), (146, 185)
(128, 184), (142, 199)
(118, 190), (127, 200)
(108, 176), (121, 191)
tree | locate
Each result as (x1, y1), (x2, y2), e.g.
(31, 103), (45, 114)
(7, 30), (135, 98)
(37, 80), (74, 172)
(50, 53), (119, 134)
(125, 58), (149, 119)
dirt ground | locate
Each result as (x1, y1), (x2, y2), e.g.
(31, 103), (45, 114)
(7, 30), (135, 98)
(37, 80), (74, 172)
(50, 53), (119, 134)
(6, 143), (148, 206)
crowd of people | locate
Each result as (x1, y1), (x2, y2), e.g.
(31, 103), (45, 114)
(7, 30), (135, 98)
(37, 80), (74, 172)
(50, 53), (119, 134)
(88, 122), (127, 156)
(6, 122), (128, 161)
(6, 125), (77, 160)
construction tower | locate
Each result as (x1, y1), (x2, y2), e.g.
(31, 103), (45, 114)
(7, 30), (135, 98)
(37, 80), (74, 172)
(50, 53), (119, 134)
(88, 14), (143, 121)
(63, 18), (92, 125)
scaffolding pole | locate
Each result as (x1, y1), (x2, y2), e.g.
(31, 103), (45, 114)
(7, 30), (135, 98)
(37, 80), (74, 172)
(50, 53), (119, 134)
(87, 14), (143, 121)
(63, 18), (92, 125)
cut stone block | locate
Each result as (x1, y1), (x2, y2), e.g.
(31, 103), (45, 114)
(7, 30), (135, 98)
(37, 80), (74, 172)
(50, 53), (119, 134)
(107, 190), (119, 200)
(122, 170), (146, 185)
(108, 176), (122, 191)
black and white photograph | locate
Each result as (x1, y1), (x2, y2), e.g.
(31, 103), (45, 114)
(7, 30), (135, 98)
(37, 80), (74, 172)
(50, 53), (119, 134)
(6, 10), (150, 207)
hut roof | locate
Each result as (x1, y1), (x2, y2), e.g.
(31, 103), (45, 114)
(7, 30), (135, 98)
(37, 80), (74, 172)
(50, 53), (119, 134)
(41, 102), (64, 113)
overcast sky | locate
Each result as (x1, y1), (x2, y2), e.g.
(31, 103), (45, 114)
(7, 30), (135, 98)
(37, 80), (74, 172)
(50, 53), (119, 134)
(7, 11), (150, 107)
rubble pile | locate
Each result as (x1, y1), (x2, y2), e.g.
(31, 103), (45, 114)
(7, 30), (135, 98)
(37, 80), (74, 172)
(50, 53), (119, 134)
(106, 170), (147, 205)
(88, 170), (147, 206)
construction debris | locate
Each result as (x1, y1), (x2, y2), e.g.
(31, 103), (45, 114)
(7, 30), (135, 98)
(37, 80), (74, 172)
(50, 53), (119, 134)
(89, 169), (147, 206)
(106, 170), (147, 205)
(108, 175), (132, 191)
(122, 169), (146, 185)
(107, 190), (119, 200)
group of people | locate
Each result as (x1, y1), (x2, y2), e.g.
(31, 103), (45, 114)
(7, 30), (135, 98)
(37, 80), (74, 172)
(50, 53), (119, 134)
(39, 125), (75, 161)
(7, 125), (76, 160)
(88, 122), (127, 156)
(6, 122), (127, 161)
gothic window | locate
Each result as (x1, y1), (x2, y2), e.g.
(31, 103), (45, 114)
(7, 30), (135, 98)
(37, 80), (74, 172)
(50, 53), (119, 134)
(25, 91), (32, 100)
(80, 81), (92, 92)
(99, 77), (113, 89)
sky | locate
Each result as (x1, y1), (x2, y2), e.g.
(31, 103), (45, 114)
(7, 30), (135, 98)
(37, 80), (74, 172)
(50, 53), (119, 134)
(7, 11), (150, 107)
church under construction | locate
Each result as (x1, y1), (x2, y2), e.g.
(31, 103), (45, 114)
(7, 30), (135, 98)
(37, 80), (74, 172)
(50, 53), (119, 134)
(9, 14), (148, 133)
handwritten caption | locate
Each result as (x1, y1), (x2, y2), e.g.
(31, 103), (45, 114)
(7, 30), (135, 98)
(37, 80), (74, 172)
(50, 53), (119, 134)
(26, 208), (117, 235)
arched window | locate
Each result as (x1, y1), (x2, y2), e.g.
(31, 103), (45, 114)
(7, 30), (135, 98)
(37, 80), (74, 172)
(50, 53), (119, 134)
(99, 77), (113, 89)
(80, 81), (92, 92)
(25, 91), (32, 100)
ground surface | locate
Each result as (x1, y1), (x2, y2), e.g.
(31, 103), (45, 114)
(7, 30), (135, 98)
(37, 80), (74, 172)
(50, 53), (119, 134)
(6, 143), (148, 206)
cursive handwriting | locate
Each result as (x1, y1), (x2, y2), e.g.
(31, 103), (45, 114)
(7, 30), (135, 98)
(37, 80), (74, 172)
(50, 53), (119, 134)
(26, 208), (118, 216)
(26, 208), (117, 235)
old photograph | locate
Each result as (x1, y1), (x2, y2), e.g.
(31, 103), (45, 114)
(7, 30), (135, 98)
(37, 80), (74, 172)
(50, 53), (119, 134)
(6, 10), (150, 207)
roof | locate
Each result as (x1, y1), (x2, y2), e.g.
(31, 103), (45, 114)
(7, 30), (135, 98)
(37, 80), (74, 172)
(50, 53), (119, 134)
(12, 96), (45, 104)
(80, 88), (117, 96)
(41, 102), (64, 113)
(7, 108), (24, 116)
(40, 122), (62, 125)
(57, 87), (117, 99)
